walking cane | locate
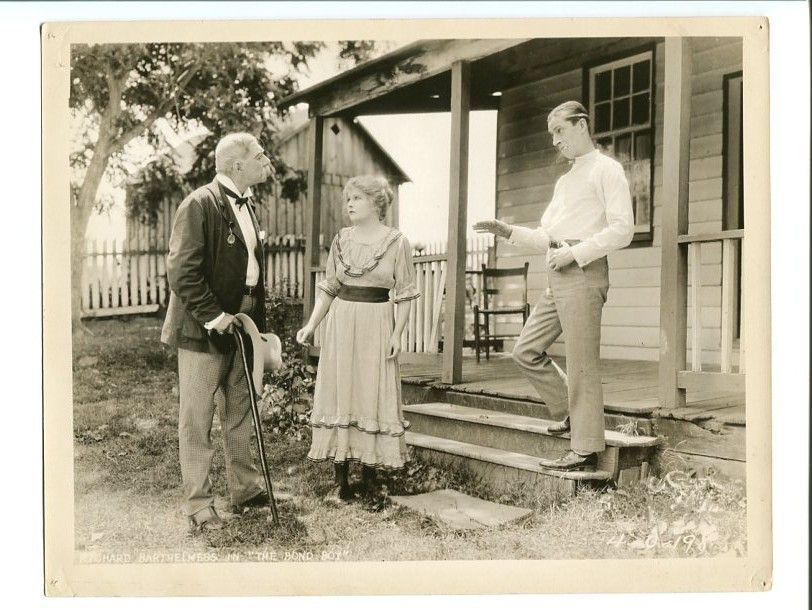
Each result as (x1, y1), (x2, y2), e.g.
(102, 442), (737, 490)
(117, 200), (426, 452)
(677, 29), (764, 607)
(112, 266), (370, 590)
(233, 326), (280, 526)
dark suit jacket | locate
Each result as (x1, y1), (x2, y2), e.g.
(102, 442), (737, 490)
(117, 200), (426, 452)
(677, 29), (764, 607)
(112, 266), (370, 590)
(161, 178), (267, 353)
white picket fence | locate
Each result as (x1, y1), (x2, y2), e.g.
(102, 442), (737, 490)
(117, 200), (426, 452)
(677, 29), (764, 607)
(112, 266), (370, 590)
(79, 234), (308, 317)
(80, 238), (166, 318)
(80, 232), (493, 326)
(265, 235), (308, 299)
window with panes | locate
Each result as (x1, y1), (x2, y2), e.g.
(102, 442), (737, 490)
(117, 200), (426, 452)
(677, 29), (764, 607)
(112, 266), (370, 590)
(588, 51), (655, 240)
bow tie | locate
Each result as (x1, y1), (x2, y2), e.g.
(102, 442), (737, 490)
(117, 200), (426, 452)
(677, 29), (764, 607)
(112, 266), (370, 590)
(221, 186), (250, 208)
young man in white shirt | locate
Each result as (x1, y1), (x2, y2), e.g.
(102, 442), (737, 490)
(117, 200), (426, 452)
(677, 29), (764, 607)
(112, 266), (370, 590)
(474, 101), (635, 471)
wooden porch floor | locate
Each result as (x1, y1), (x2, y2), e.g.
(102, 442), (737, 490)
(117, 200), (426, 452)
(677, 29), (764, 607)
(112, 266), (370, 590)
(400, 355), (746, 426)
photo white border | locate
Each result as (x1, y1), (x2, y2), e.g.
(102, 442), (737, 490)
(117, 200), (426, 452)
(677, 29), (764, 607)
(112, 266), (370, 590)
(40, 15), (774, 597)
(0, 0), (799, 603)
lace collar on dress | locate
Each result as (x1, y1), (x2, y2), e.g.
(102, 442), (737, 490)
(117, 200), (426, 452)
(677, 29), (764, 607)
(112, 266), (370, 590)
(334, 226), (402, 278)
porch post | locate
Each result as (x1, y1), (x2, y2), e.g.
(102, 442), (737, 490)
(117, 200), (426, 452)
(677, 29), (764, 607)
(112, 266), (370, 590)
(658, 38), (692, 410)
(442, 60), (471, 384)
(303, 115), (324, 327)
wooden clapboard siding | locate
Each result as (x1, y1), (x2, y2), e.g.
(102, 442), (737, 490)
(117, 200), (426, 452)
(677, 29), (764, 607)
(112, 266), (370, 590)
(494, 37), (742, 362)
(610, 263), (722, 287)
(601, 304), (722, 328)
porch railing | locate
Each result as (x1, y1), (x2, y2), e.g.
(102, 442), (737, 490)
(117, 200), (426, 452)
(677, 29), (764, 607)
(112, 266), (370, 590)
(680, 229), (745, 391)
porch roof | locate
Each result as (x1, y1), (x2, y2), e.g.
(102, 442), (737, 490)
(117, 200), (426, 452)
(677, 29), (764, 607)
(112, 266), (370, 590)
(279, 37), (661, 117)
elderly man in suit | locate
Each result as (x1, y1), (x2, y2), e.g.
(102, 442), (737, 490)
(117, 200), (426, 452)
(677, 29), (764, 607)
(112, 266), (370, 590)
(161, 132), (274, 531)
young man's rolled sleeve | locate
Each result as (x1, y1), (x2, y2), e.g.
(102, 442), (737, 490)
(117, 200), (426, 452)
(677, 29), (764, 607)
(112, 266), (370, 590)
(569, 240), (600, 268)
(507, 225), (552, 253)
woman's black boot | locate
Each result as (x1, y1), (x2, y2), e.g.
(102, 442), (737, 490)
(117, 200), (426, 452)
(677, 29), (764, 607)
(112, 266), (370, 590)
(361, 465), (377, 495)
(334, 462), (352, 500)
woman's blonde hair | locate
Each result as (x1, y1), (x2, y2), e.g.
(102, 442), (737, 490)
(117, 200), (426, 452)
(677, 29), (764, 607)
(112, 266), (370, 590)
(343, 175), (394, 221)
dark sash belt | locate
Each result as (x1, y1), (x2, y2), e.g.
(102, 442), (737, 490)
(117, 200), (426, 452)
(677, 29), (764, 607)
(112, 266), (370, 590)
(336, 285), (390, 303)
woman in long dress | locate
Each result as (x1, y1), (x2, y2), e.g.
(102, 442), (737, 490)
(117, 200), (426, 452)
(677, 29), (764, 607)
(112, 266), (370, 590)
(296, 175), (420, 499)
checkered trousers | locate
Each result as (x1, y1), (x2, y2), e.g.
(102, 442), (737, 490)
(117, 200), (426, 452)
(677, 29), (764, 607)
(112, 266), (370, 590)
(176, 295), (264, 517)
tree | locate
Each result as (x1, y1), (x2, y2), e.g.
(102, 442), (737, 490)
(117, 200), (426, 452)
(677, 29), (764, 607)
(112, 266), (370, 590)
(70, 41), (375, 325)
(337, 40), (379, 68)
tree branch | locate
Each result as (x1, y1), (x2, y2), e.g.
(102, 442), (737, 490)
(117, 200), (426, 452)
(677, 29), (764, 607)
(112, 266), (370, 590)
(112, 59), (203, 151)
(101, 62), (124, 127)
(74, 60), (123, 206)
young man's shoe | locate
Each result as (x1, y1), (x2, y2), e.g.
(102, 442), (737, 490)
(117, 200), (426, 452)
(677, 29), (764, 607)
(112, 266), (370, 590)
(546, 416), (570, 435)
(538, 450), (597, 471)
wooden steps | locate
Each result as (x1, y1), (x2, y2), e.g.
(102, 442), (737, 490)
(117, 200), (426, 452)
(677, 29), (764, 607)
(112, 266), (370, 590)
(399, 357), (746, 484)
(404, 403), (658, 497)
(402, 384), (656, 435)
(404, 402), (659, 450)
(406, 431), (612, 500)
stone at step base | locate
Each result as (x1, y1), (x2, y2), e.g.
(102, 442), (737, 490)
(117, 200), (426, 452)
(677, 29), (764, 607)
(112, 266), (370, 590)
(390, 489), (533, 530)
(406, 431), (612, 501)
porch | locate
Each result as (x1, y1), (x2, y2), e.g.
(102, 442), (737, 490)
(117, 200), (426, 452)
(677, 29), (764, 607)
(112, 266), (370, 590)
(399, 354), (746, 484)
(280, 36), (755, 490)
(400, 355), (745, 425)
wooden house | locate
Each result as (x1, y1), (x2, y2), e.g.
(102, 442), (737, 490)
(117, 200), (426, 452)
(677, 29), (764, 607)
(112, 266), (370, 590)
(262, 110), (411, 244)
(277, 35), (763, 491)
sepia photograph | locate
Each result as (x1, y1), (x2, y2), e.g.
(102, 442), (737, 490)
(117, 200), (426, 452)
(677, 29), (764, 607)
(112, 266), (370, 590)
(40, 14), (776, 597)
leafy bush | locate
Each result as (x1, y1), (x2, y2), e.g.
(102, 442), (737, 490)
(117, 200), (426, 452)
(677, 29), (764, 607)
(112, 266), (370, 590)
(264, 290), (305, 343)
(260, 291), (315, 441)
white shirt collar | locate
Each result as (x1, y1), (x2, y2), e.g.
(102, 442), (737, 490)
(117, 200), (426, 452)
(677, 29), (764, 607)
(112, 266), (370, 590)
(573, 148), (600, 165)
(216, 174), (253, 199)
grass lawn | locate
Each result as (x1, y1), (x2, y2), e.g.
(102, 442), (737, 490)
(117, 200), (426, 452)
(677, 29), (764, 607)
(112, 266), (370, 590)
(73, 316), (747, 563)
